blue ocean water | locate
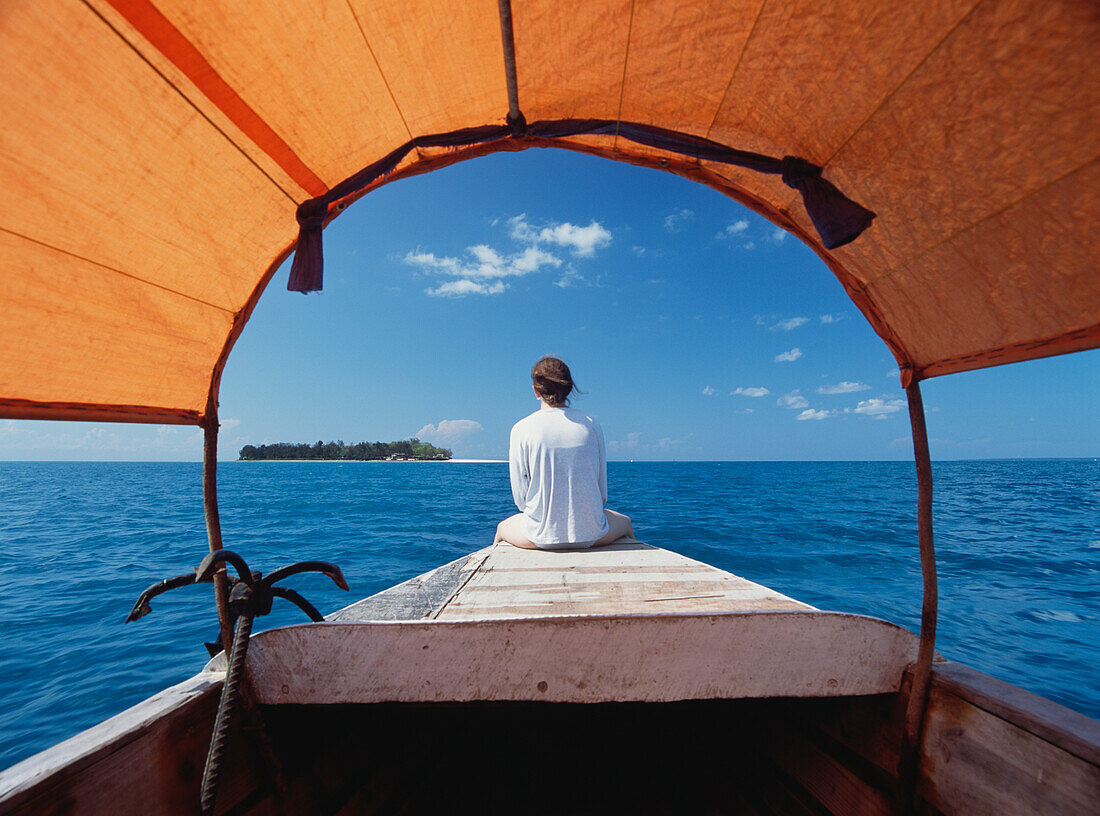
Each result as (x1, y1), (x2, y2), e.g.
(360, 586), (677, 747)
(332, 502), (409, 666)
(0, 459), (1097, 770)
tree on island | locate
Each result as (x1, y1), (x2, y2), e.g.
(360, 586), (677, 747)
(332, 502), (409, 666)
(238, 438), (452, 461)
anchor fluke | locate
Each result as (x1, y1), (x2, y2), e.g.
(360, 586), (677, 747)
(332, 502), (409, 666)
(195, 549), (253, 584)
(263, 560), (349, 592)
(124, 572), (199, 622)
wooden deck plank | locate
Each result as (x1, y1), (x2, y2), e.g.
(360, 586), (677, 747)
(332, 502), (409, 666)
(331, 542), (810, 622)
(327, 548), (490, 622)
(439, 542), (809, 619)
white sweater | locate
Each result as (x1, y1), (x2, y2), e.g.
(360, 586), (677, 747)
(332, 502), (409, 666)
(509, 406), (609, 548)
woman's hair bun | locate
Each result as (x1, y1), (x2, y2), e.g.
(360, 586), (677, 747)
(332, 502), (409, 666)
(532, 356), (577, 407)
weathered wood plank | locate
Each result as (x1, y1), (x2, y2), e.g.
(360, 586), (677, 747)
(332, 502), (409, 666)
(917, 680), (1100, 815)
(788, 692), (906, 784)
(0, 673), (218, 812)
(763, 718), (895, 816)
(435, 541), (811, 620)
(930, 662), (1100, 767)
(0, 670), (266, 815)
(328, 542), (810, 623)
(244, 612), (919, 705)
(327, 548), (490, 622)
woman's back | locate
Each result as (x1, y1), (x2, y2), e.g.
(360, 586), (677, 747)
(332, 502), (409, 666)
(509, 407), (608, 548)
(495, 355), (633, 551)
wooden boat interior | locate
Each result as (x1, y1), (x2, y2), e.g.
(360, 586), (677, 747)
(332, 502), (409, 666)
(2, 543), (1097, 814)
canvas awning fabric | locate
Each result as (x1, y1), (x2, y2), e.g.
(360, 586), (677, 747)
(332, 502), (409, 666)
(1, 0), (1097, 424)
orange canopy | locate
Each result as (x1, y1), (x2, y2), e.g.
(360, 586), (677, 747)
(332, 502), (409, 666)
(1, 0), (1096, 424)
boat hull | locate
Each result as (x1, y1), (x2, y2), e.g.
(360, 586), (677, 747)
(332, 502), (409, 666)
(1, 660), (1096, 815)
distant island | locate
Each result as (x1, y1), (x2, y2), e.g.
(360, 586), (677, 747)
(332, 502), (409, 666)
(238, 438), (452, 461)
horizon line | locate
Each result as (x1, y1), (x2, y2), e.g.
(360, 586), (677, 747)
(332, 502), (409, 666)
(0, 456), (1095, 464)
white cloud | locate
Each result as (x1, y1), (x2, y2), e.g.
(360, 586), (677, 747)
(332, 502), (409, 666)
(817, 381), (870, 395)
(732, 408), (755, 414)
(510, 246), (561, 274)
(772, 317), (808, 331)
(717, 219), (749, 239)
(820, 314), (842, 324)
(853, 398), (905, 416)
(742, 241), (756, 250)
(768, 227), (788, 244)
(775, 347), (803, 362)
(508, 215), (612, 257)
(405, 250), (459, 275)
(886, 367), (900, 379)
(732, 386), (770, 397)
(702, 386), (717, 396)
(406, 245), (560, 283)
(415, 419), (484, 445)
(425, 279), (507, 297)
(468, 244), (503, 267)
(553, 265), (590, 288)
(777, 390), (809, 409)
(408, 214), (610, 297)
(663, 208), (694, 232)
(220, 418), (241, 431)
(797, 409), (830, 421)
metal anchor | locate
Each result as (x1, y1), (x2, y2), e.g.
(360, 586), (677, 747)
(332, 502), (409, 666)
(126, 550), (348, 815)
(126, 551), (348, 650)
(194, 550), (348, 624)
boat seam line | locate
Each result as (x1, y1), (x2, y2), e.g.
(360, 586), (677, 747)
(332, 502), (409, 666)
(777, 0), (985, 212)
(611, 0), (637, 152)
(430, 551), (491, 619)
(818, 0), (985, 172)
(82, 0), (301, 205)
(0, 226), (236, 315)
(344, 0), (414, 143)
(704, 0), (768, 141)
(865, 155), (1099, 287)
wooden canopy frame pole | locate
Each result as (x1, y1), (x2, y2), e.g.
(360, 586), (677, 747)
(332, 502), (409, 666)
(202, 397), (234, 654)
(898, 379), (938, 811)
(496, 0), (520, 123)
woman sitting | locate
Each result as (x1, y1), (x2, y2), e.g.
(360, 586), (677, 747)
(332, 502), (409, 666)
(494, 356), (634, 550)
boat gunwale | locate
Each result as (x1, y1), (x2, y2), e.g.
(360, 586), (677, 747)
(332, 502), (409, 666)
(204, 606), (930, 674)
(0, 672), (224, 809)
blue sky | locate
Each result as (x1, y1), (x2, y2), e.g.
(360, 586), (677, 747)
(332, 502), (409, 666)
(3, 149), (1097, 461)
